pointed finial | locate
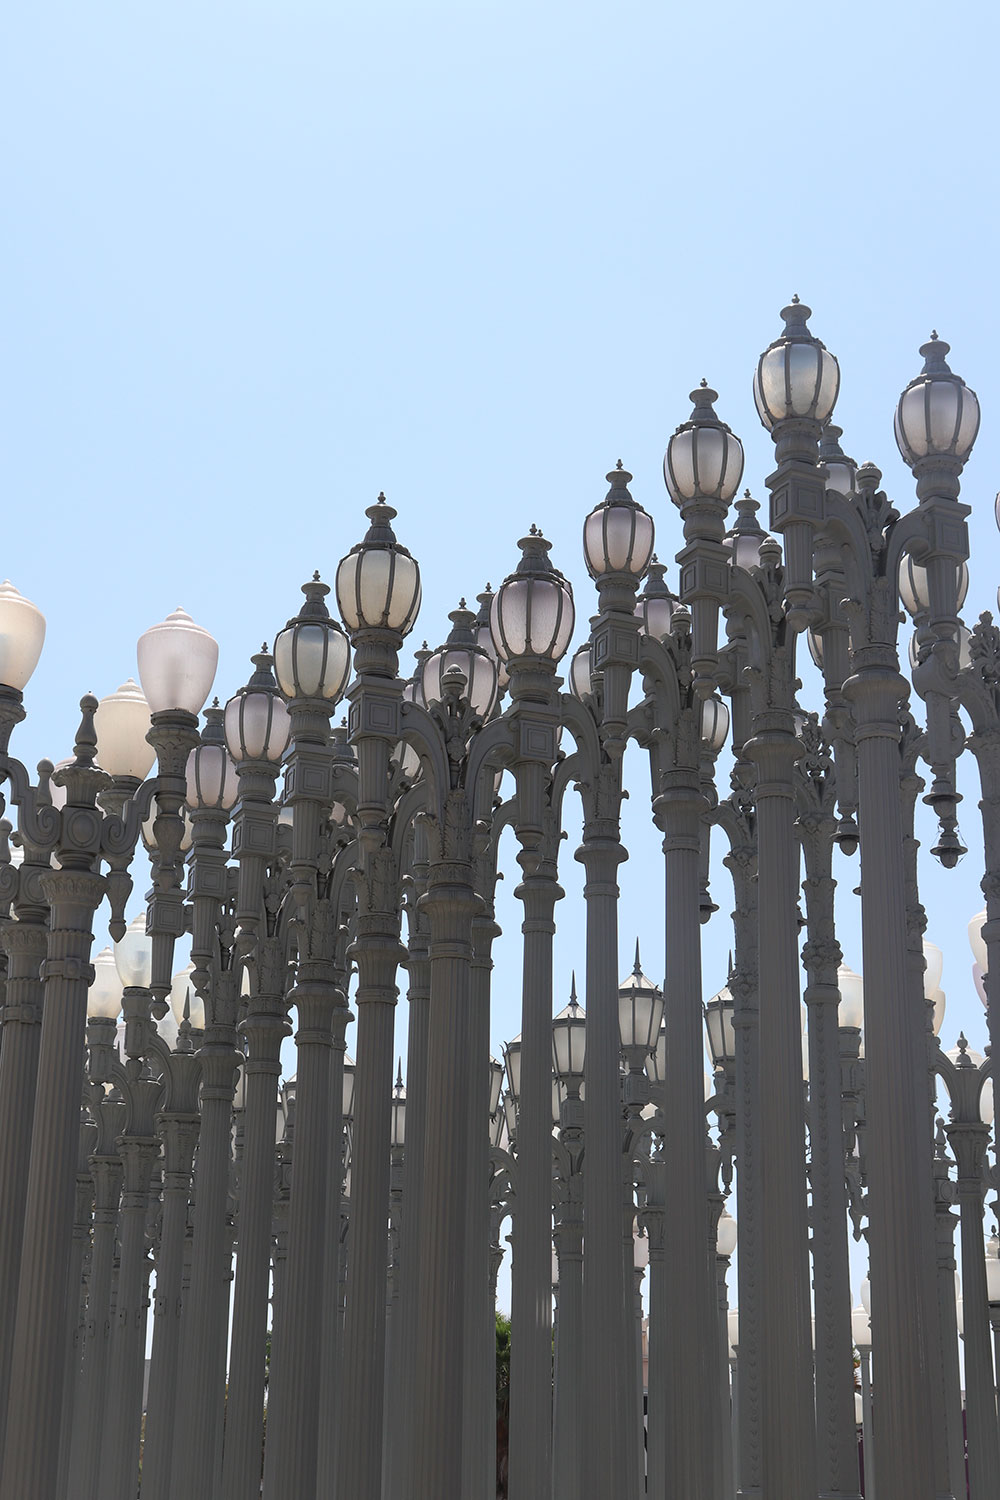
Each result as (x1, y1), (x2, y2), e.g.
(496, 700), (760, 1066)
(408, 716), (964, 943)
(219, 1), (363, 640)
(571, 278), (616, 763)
(931, 329), (938, 340)
(633, 938), (641, 974)
(616, 458), (623, 470)
(791, 293), (800, 304)
(313, 569), (321, 581)
(570, 970), (577, 1005)
(378, 491), (386, 502)
(459, 597), (466, 609)
(212, 696), (220, 707)
(700, 377), (708, 387)
(396, 1058), (404, 1089)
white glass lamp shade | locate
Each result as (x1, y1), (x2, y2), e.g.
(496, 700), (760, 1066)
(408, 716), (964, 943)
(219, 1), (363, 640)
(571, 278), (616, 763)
(704, 985), (736, 1066)
(664, 388), (744, 506)
(137, 608), (218, 716)
(114, 914), (153, 989)
(569, 644), (593, 702)
(583, 496), (655, 580)
(169, 962), (205, 1029)
(837, 964), (864, 1030)
(552, 1076), (566, 1127)
(342, 1053), (356, 1121)
(986, 1234), (1000, 1305)
(753, 303), (840, 431)
(930, 988), (946, 1037)
(503, 1035), (523, 1101)
(823, 453), (857, 496)
(88, 947), (124, 1020)
(922, 940), (944, 1001)
(898, 555), (969, 619)
(274, 619), (351, 704)
(860, 1276), (871, 1315)
(647, 1021), (667, 1085)
(489, 1055), (505, 1118)
(728, 1309), (740, 1356)
(716, 1208), (738, 1258)
(700, 695), (730, 754)
(635, 592), (676, 642)
(956, 1295), (965, 1339)
(490, 574), (575, 665)
(94, 680), (155, 780)
(552, 996), (586, 1085)
(336, 510), (421, 635)
(0, 581), (45, 692)
(851, 1305), (872, 1352)
(981, 1077), (994, 1128)
(969, 909), (988, 973)
(618, 959), (664, 1055)
(633, 1231), (650, 1271)
(390, 1079), (406, 1149)
(416, 647), (498, 719)
(185, 741), (239, 811)
(142, 802), (193, 853)
(224, 685), (291, 764)
(894, 337), (980, 468)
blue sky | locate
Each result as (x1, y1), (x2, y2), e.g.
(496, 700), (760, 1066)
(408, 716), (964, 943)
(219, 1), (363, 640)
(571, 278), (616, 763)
(4, 3), (1000, 1298)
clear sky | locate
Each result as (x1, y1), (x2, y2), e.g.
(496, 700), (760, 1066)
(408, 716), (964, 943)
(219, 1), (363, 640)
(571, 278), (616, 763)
(4, 2), (1000, 1304)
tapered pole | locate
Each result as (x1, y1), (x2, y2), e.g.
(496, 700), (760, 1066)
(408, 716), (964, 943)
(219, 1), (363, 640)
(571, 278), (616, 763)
(99, 1129), (160, 1500)
(0, 857), (106, 1500)
(0, 917), (47, 1454)
(411, 861), (479, 1499)
(507, 837), (560, 1500)
(140, 1110), (199, 1500)
(261, 963), (341, 1500)
(745, 722), (817, 1499)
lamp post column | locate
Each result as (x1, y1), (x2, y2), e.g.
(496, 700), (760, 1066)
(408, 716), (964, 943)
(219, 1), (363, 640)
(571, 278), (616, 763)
(56, 1115), (97, 1500)
(720, 764), (761, 1500)
(796, 720), (863, 1500)
(261, 955), (342, 1500)
(552, 1159), (584, 1500)
(0, 705), (111, 1500)
(844, 653), (941, 1500)
(140, 1108), (200, 1500)
(946, 1096), (1000, 1494)
(744, 718), (817, 1500)
(508, 830), (561, 1500)
(0, 912), (48, 1451)
(412, 854), (480, 1499)
(99, 1123), (161, 1500)
(654, 768), (718, 1497)
(221, 973), (289, 1500)
(168, 994), (240, 1500)
(931, 1123), (966, 1500)
(467, 900), (502, 1500)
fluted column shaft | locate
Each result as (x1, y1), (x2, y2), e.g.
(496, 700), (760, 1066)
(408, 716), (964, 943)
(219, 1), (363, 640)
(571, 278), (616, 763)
(465, 908), (499, 1500)
(57, 1155), (95, 1500)
(141, 1115), (199, 1500)
(577, 833), (628, 1500)
(508, 861), (560, 1500)
(0, 918), (47, 1454)
(745, 725), (816, 1500)
(799, 813), (862, 1500)
(723, 820), (761, 1500)
(411, 863), (479, 1500)
(69, 1151), (122, 1500)
(845, 662), (942, 1500)
(389, 866), (430, 1495)
(262, 965), (341, 1500)
(716, 1252), (735, 1500)
(932, 1169), (965, 1500)
(0, 866), (105, 1500)
(552, 1207), (584, 1500)
(315, 1008), (348, 1499)
(221, 998), (288, 1500)
(949, 1122), (1000, 1496)
(169, 1041), (239, 1500)
(644, 1199), (667, 1500)
(99, 1134), (159, 1500)
(338, 906), (401, 1500)
(655, 775), (718, 1494)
